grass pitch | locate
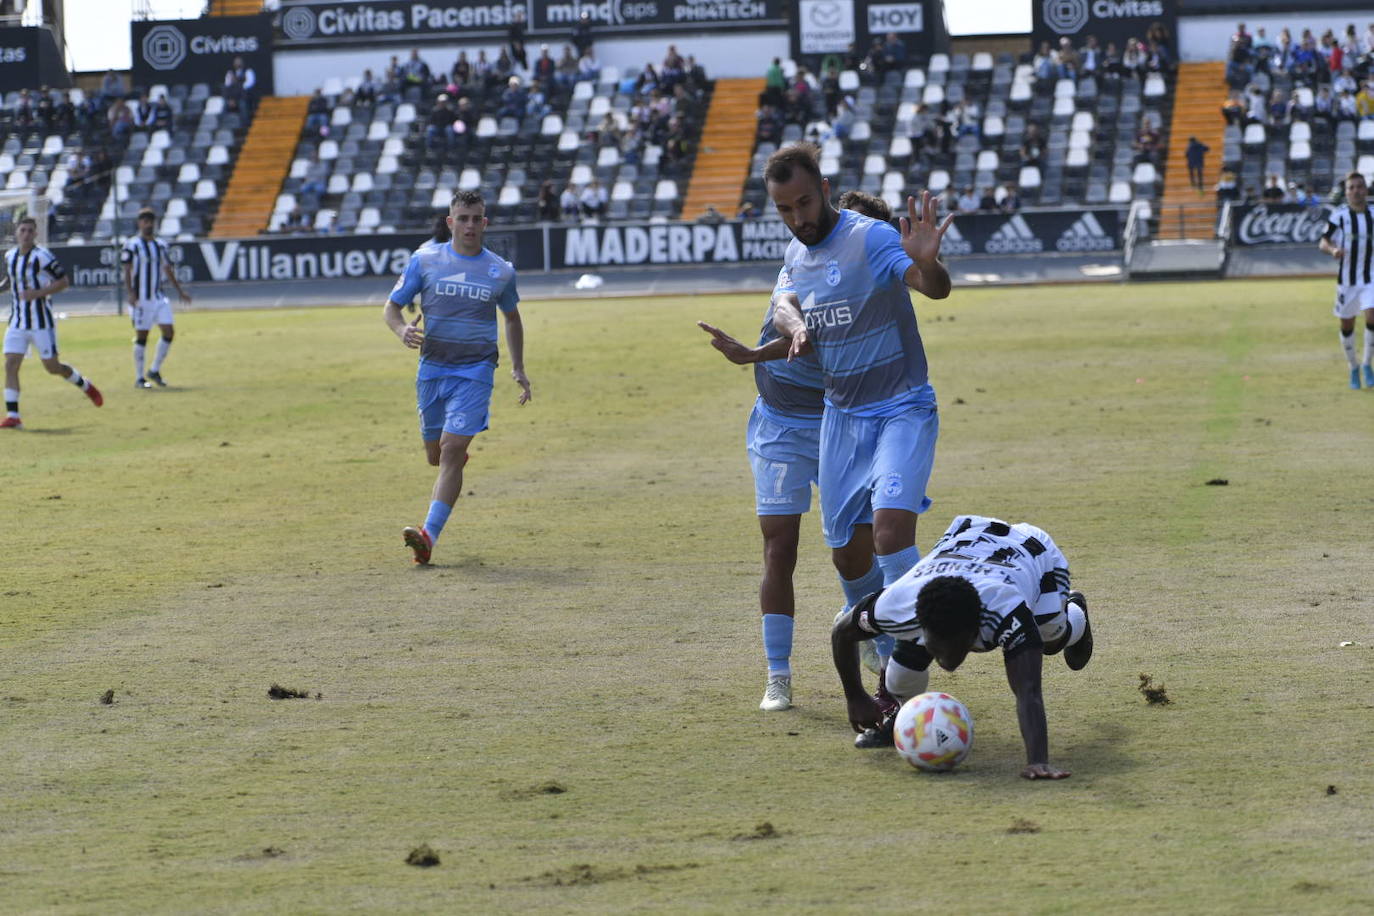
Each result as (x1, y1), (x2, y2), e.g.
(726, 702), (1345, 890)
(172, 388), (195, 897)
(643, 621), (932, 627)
(2, 278), (1372, 913)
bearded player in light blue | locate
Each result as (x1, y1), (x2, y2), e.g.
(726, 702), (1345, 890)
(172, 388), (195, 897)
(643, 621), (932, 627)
(384, 189), (531, 565)
(768, 143), (954, 700)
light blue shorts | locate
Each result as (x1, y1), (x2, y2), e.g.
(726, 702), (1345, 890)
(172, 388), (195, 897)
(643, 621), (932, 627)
(417, 375), (492, 440)
(747, 403), (821, 516)
(819, 404), (938, 547)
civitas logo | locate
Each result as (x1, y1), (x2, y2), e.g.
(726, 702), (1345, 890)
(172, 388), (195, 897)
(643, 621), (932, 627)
(142, 25), (188, 71)
(1043, 0), (1088, 35)
(281, 6), (318, 40)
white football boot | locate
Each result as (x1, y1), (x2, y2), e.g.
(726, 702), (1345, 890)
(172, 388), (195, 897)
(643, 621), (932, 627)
(759, 674), (792, 711)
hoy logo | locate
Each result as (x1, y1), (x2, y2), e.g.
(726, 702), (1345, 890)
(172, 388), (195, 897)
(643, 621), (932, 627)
(142, 24), (188, 71)
(868, 3), (923, 33)
(1044, 0), (1089, 34)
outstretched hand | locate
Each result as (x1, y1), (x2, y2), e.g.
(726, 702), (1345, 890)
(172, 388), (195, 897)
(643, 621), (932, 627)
(846, 693), (882, 733)
(899, 191), (955, 267)
(1021, 763), (1071, 780)
(697, 321), (755, 364)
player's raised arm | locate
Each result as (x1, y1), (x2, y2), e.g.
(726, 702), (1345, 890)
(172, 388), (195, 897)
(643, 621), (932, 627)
(899, 192), (953, 300)
(832, 604), (882, 732)
(503, 307), (530, 404)
(771, 293), (811, 361)
(1004, 646), (1070, 779)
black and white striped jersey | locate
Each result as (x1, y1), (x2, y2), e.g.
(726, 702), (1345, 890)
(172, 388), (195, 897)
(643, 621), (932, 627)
(121, 235), (171, 301)
(5, 245), (66, 331)
(1323, 205), (1374, 287)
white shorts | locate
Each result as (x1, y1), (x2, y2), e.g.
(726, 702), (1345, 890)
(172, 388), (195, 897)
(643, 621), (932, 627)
(131, 296), (174, 331)
(1333, 284), (1374, 319)
(3, 325), (58, 359)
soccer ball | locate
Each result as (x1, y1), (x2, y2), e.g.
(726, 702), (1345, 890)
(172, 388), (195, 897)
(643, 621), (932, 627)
(893, 692), (974, 772)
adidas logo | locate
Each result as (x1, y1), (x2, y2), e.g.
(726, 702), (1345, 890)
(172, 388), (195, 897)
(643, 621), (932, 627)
(940, 221), (974, 256)
(985, 214), (1044, 254)
(1055, 212), (1115, 252)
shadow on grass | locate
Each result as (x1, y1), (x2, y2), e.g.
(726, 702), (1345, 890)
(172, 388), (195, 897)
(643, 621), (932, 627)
(20, 427), (75, 435)
(416, 556), (582, 587)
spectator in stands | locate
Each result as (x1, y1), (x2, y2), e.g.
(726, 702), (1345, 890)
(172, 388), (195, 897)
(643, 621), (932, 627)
(1241, 185), (1258, 205)
(508, 7), (528, 70)
(284, 207), (309, 233)
(577, 46), (600, 82)
(1359, 80), (1374, 118)
(685, 55), (708, 95)
(474, 50), (494, 86)
(532, 44), (556, 85)
(537, 181), (559, 221)
(999, 182), (1022, 212)
(1056, 37), (1080, 79)
(1262, 174), (1286, 203)
(151, 93), (172, 131)
(1290, 37), (1320, 87)
(1147, 20), (1172, 53)
(756, 103), (783, 144)
(951, 98), (979, 138)
(590, 109), (620, 147)
(977, 186), (998, 212)
(580, 180), (607, 220)
(1132, 124), (1161, 166)
(402, 49), (431, 89)
(1020, 123), (1044, 168)
(1033, 41), (1055, 81)
(672, 84), (701, 129)
(1250, 27), (1274, 73)
(1337, 87), (1359, 122)
(572, 11), (594, 57)
(662, 116), (692, 173)
(635, 63), (660, 96)
(1221, 91), (1244, 125)
(1314, 86), (1336, 126)
(451, 51), (470, 85)
(1185, 137), (1209, 191)
(1147, 38), (1172, 75)
(662, 45), (686, 91)
(1102, 41), (1123, 78)
(881, 33), (908, 71)
(107, 96), (133, 142)
(1245, 84), (1266, 124)
(1121, 38), (1147, 79)
(554, 45), (579, 90)
(1334, 67), (1358, 98)
(1362, 22), (1374, 57)
(305, 89), (329, 132)
(224, 56), (257, 114)
(132, 92), (157, 130)
(52, 91), (75, 133)
(955, 186), (979, 213)
(497, 76), (527, 121)
(357, 69), (381, 106)
(427, 94), (457, 149)
(1266, 89), (1290, 127)
(493, 48), (515, 86)
(454, 96), (476, 133)
(819, 64), (841, 118)
(11, 89), (32, 129)
(34, 89), (53, 131)
(1230, 23), (1252, 63)
(1079, 35), (1101, 76)
(763, 57), (786, 107)
(526, 79), (551, 120)
(560, 184), (580, 219)
(737, 201), (760, 220)
(697, 205), (725, 225)
(97, 69), (126, 109)
(1214, 169), (1238, 203)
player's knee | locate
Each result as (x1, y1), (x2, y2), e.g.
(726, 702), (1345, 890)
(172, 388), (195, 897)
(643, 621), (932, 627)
(42, 360), (63, 375)
(438, 440), (468, 466)
(162, 329), (174, 342)
(885, 657), (929, 704)
(762, 534), (799, 571)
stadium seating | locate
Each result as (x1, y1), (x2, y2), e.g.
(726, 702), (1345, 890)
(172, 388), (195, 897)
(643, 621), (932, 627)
(0, 81), (255, 244)
(271, 63), (712, 234)
(742, 53), (1173, 215)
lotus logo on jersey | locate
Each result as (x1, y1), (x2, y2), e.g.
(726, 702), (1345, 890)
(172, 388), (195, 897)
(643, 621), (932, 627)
(1055, 212), (1116, 251)
(800, 291), (853, 330)
(825, 260), (842, 286)
(985, 215), (1044, 254)
(281, 6), (318, 40)
(940, 221), (974, 255)
(435, 272), (493, 300)
(142, 25), (188, 71)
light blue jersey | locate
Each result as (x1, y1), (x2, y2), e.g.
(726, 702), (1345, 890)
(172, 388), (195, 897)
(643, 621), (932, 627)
(389, 243), (519, 384)
(774, 209), (934, 416)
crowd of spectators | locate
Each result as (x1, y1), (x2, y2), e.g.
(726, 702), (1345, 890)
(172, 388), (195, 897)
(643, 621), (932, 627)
(1224, 22), (1374, 128)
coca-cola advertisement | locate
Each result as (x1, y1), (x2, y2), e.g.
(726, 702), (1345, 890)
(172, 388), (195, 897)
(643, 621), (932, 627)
(1231, 203), (1334, 246)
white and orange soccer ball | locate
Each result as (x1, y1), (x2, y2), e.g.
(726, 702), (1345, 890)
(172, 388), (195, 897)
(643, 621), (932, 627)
(893, 692), (974, 772)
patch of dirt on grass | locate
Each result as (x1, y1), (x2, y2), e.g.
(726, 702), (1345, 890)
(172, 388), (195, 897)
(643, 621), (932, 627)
(1292, 880), (1329, 893)
(1205, 478), (1229, 486)
(405, 844), (440, 867)
(500, 780), (567, 800)
(267, 684), (320, 700)
(98, 689), (115, 705)
(530, 862), (697, 886)
(1007, 818), (1041, 834)
(734, 821), (779, 841)
(1138, 673), (1170, 705)
(234, 846), (287, 862)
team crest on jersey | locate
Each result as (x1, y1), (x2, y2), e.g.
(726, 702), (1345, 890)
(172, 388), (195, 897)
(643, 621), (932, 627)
(882, 473), (903, 498)
(487, 262), (501, 279)
(825, 260), (842, 286)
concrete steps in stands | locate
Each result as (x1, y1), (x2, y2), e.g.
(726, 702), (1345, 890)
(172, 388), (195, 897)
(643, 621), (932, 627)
(1160, 61), (1227, 239)
(681, 77), (764, 221)
(210, 96), (309, 239)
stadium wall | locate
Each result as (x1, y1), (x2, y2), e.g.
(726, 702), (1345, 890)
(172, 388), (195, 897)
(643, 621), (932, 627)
(272, 33), (788, 93)
(1179, 11), (1369, 61)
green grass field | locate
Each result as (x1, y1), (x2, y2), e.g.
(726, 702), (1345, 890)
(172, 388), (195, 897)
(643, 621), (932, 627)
(2, 277), (1372, 913)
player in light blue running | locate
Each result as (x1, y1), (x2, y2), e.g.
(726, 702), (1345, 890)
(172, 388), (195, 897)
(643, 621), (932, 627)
(767, 142), (954, 686)
(384, 190), (531, 565)
(698, 191), (895, 713)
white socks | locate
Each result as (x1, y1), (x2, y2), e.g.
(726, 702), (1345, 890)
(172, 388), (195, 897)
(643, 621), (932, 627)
(152, 337), (171, 372)
(133, 342), (146, 378)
